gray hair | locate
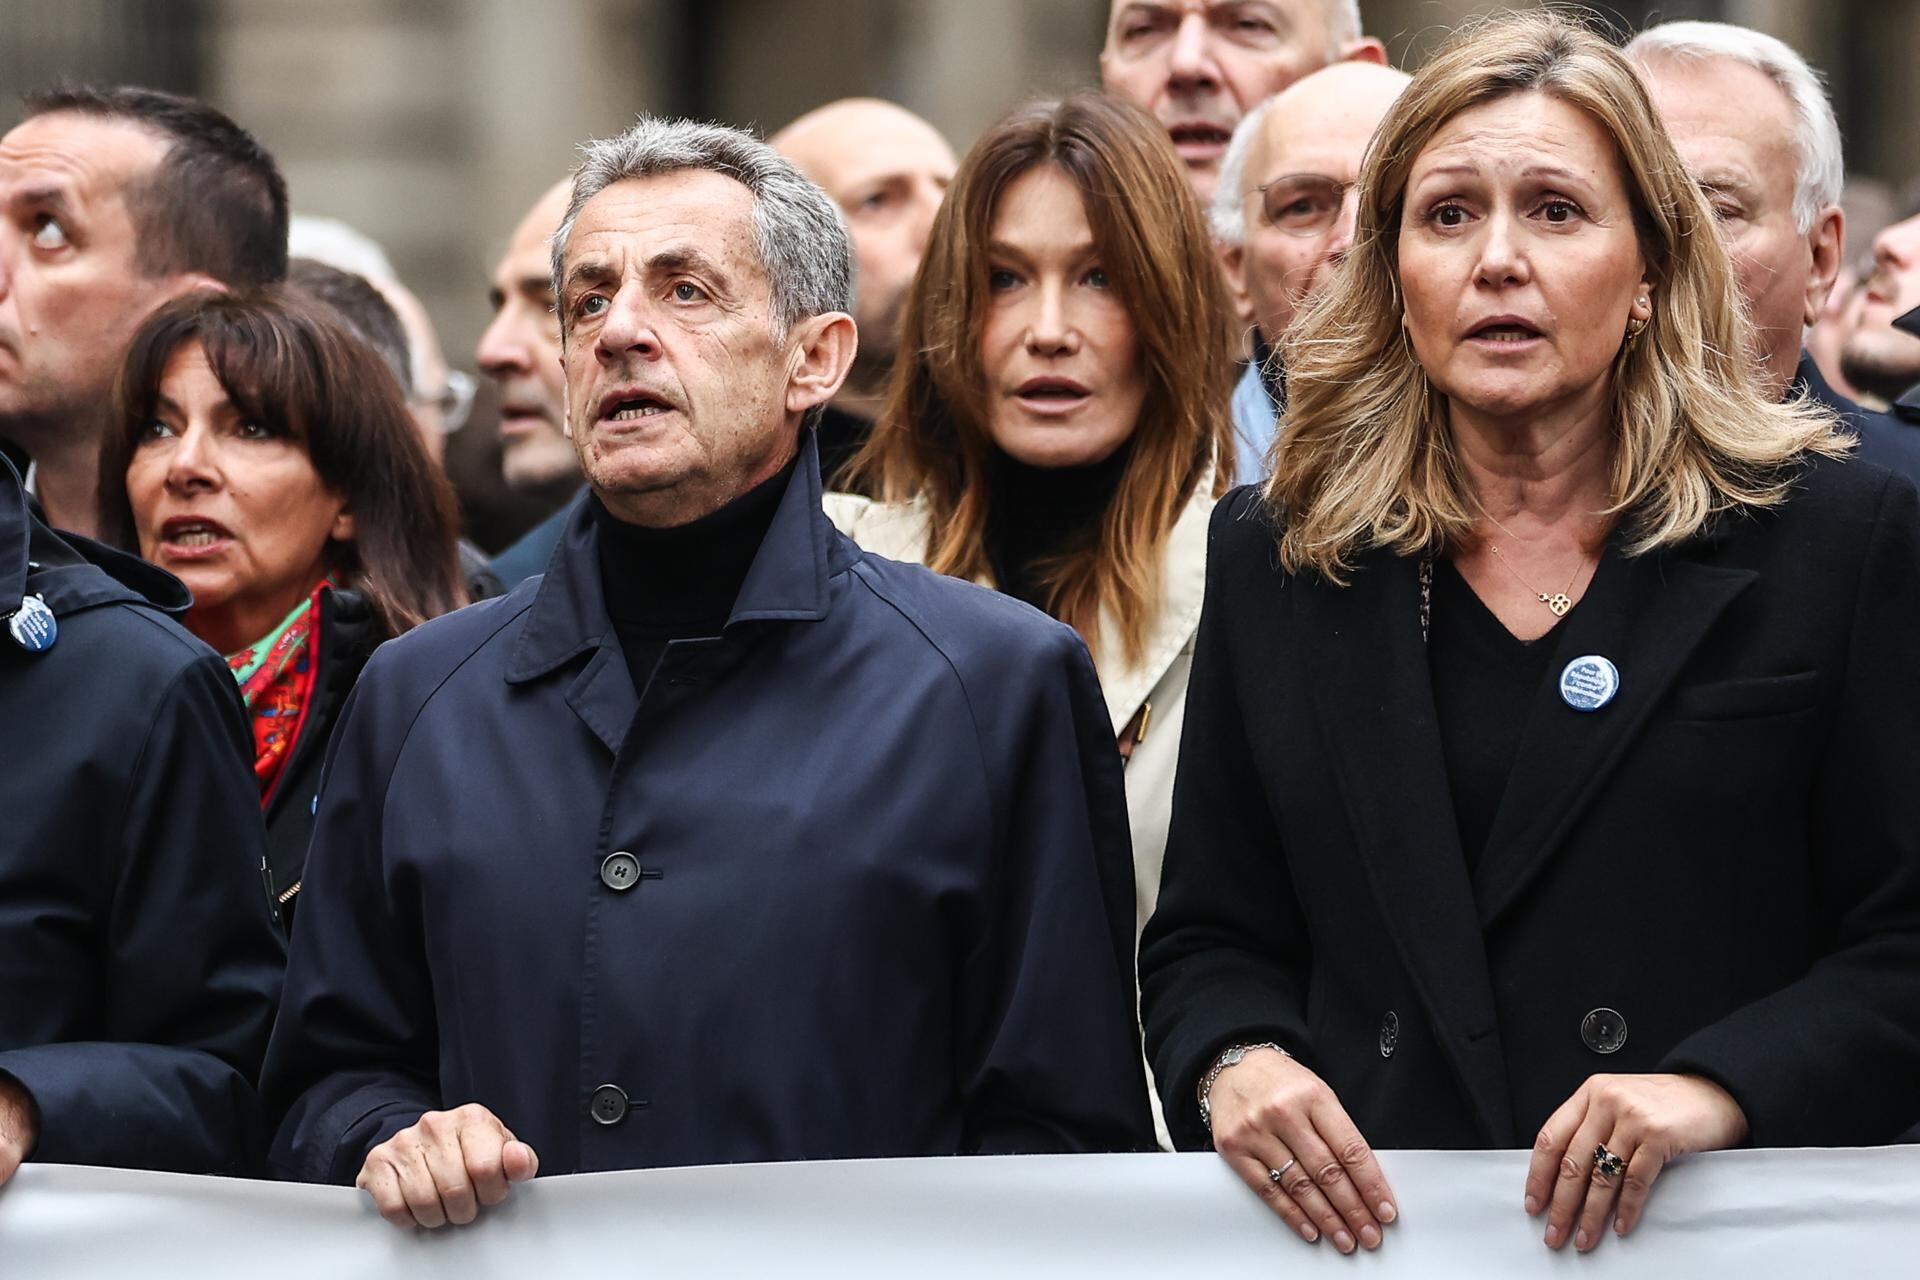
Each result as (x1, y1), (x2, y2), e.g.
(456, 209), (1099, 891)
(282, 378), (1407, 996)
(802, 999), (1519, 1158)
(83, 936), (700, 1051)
(1210, 94), (1283, 245)
(1326, 0), (1363, 55)
(550, 115), (853, 339)
(1626, 20), (1844, 235)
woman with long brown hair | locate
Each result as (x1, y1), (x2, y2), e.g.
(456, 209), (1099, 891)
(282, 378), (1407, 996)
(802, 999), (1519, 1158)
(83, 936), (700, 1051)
(99, 289), (465, 927)
(835, 94), (1235, 969)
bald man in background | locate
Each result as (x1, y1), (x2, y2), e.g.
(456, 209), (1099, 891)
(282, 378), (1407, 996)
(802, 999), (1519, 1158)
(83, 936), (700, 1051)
(479, 180), (580, 588)
(1100, 0), (1384, 203)
(1210, 61), (1408, 482)
(772, 99), (956, 492)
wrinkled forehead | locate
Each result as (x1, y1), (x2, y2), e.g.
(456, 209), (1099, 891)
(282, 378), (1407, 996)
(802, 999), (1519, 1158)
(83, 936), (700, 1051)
(1410, 92), (1624, 188)
(0, 111), (168, 207)
(560, 170), (767, 284)
(1108, 0), (1333, 32)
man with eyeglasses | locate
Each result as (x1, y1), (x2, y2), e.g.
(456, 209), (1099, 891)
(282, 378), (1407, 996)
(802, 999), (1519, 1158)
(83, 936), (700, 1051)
(1210, 60), (1408, 484)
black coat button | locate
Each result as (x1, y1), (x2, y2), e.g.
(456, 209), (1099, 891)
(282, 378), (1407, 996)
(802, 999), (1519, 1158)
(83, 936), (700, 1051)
(1581, 1008), (1628, 1054)
(1378, 1010), (1399, 1058)
(600, 851), (640, 892)
(589, 1083), (629, 1125)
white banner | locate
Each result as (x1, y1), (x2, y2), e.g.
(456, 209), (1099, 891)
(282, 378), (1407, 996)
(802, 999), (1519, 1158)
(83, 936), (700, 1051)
(5, 1148), (1917, 1278)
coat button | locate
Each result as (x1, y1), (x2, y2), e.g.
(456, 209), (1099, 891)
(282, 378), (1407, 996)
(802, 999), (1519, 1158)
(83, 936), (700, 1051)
(1378, 1010), (1399, 1058)
(589, 1083), (629, 1125)
(600, 851), (641, 892)
(1581, 1008), (1628, 1054)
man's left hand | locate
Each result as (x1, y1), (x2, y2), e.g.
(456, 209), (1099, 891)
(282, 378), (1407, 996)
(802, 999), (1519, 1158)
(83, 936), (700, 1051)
(0, 1074), (37, 1187)
(1526, 1073), (1747, 1253)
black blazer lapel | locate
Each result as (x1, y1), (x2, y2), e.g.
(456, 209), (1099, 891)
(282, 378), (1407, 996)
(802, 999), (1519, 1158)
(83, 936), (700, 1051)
(1472, 543), (1757, 928)
(1299, 550), (1516, 1144)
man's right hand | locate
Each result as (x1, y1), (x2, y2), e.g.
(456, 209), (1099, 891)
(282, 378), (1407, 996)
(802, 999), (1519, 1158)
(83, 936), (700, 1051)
(356, 1103), (539, 1228)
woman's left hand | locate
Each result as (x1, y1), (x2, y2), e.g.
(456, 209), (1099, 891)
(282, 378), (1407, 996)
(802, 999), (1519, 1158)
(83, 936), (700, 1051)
(1525, 1073), (1748, 1253)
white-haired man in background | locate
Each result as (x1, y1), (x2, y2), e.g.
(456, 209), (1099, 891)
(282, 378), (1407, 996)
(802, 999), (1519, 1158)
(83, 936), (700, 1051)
(1208, 60), (1408, 483)
(1628, 20), (1920, 480)
(1100, 0), (1384, 203)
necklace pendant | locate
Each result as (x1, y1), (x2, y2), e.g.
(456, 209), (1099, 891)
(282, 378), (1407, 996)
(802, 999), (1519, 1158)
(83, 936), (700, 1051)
(1545, 592), (1573, 617)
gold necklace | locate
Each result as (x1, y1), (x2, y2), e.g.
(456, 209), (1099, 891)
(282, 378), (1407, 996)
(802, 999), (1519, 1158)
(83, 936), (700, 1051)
(1474, 503), (1594, 619)
(1485, 542), (1584, 617)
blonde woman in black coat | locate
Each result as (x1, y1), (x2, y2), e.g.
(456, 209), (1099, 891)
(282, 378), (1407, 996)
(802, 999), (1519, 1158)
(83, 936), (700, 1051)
(1141, 10), (1920, 1260)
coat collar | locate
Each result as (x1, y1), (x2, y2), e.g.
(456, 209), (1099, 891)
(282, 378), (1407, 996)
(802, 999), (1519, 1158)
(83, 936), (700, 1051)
(1296, 526), (1755, 1141)
(1, 451), (191, 620)
(504, 430), (842, 748)
(1092, 472), (1216, 733)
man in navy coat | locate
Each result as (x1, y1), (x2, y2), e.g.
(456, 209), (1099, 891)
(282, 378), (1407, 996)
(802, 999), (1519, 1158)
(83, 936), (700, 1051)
(263, 117), (1154, 1228)
(0, 456), (283, 1184)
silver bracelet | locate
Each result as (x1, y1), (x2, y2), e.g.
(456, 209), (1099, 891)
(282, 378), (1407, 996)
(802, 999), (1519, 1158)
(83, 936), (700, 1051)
(1197, 1041), (1287, 1133)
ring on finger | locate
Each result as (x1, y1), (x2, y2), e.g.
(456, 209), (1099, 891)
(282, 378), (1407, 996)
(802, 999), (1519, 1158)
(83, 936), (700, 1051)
(1269, 1158), (1298, 1184)
(1593, 1143), (1626, 1180)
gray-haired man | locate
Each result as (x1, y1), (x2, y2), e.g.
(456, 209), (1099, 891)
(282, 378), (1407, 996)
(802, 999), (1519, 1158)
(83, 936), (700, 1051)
(261, 117), (1154, 1228)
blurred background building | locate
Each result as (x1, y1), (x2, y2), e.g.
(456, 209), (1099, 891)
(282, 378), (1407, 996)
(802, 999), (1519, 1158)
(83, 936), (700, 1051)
(5, 0), (1912, 543)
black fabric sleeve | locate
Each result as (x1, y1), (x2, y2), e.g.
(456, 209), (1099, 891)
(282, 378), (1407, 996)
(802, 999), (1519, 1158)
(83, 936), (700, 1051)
(259, 659), (442, 1184)
(1139, 493), (1312, 1151)
(959, 627), (1156, 1155)
(0, 653), (283, 1175)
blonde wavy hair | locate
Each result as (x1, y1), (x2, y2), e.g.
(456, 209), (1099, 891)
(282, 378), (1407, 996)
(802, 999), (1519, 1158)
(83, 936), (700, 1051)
(1268, 8), (1846, 579)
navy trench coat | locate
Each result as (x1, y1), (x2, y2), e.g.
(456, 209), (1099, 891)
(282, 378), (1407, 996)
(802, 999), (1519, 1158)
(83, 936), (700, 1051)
(264, 436), (1154, 1183)
(0, 457), (282, 1175)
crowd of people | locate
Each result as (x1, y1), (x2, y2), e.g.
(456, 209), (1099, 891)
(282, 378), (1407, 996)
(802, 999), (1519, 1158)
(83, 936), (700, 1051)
(4, 0), (1920, 1260)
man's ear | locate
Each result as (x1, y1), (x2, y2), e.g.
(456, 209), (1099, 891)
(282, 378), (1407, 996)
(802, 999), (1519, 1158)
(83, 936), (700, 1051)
(1219, 241), (1252, 326)
(1339, 38), (1389, 67)
(785, 312), (858, 416)
(1804, 204), (1846, 328)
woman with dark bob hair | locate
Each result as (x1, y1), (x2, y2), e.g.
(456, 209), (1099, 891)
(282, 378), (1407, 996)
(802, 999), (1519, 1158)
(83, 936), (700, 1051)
(1141, 8), (1920, 1258)
(99, 289), (464, 926)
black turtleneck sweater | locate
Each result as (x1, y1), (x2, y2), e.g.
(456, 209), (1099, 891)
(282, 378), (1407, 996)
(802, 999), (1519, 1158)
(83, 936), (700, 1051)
(981, 446), (1130, 614)
(591, 455), (796, 695)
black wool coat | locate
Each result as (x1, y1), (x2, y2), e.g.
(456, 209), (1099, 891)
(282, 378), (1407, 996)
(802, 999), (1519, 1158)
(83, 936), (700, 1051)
(1140, 454), (1920, 1153)
(0, 458), (284, 1175)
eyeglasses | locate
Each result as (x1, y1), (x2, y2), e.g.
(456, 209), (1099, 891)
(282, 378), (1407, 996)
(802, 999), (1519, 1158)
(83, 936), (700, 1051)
(414, 369), (477, 434)
(1253, 175), (1356, 238)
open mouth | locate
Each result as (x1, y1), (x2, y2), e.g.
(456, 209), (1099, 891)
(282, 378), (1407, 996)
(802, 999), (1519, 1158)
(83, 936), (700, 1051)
(1167, 122), (1232, 158)
(1014, 377), (1092, 413)
(599, 391), (675, 423)
(1466, 318), (1545, 344)
(159, 517), (233, 551)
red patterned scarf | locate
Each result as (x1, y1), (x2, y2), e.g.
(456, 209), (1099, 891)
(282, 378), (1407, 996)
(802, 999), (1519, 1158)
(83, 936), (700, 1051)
(226, 580), (329, 803)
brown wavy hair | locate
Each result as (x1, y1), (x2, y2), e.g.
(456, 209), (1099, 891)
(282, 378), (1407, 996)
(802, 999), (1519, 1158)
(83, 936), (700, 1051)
(99, 288), (465, 637)
(853, 94), (1235, 664)
(1269, 8), (1845, 580)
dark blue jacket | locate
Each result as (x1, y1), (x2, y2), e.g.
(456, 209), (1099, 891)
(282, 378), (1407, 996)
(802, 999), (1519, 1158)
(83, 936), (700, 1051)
(490, 496), (577, 590)
(0, 457), (283, 1175)
(263, 436), (1153, 1183)
(1794, 350), (1920, 483)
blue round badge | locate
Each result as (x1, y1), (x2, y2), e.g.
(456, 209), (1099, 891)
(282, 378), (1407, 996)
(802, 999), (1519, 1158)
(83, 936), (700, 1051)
(1559, 654), (1619, 712)
(6, 594), (56, 654)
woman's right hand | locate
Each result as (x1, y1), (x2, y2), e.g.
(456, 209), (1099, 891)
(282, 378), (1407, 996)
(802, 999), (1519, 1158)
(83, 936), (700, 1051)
(1207, 1048), (1397, 1253)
